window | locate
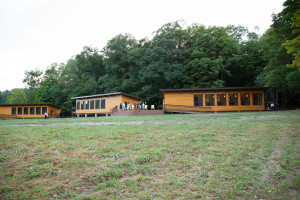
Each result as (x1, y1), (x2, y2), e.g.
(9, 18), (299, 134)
(77, 102), (80, 110)
(229, 93), (238, 106)
(11, 107), (16, 115)
(95, 100), (100, 109)
(24, 107), (28, 115)
(36, 107), (41, 115)
(90, 100), (94, 109)
(241, 93), (250, 105)
(194, 94), (203, 107)
(253, 93), (262, 105)
(205, 94), (215, 106)
(18, 107), (22, 115)
(217, 94), (226, 106)
(101, 99), (106, 109)
(30, 107), (35, 115)
(42, 107), (47, 114)
(81, 101), (84, 110)
(85, 101), (89, 110)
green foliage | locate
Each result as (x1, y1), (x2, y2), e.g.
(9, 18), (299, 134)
(23, 69), (43, 89)
(5, 88), (27, 104)
(282, 9), (300, 70)
(0, 90), (10, 104)
(100, 34), (140, 94)
(139, 21), (186, 104)
(184, 25), (238, 88)
(261, 0), (300, 107)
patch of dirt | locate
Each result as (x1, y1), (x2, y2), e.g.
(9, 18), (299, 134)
(261, 136), (283, 182)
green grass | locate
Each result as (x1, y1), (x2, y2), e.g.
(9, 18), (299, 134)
(0, 111), (299, 199)
(0, 110), (296, 126)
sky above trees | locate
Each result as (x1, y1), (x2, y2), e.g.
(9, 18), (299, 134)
(0, 0), (285, 91)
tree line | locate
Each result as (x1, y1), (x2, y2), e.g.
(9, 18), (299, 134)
(1, 0), (299, 115)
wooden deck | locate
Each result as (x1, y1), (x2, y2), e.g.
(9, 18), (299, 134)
(0, 114), (18, 119)
(163, 104), (212, 114)
(111, 109), (164, 117)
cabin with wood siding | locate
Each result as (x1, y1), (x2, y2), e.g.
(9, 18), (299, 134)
(160, 87), (266, 113)
(0, 104), (61, 119)
(71, 92), (142, 116)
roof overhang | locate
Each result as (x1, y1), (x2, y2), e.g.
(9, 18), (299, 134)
(0, 103), (61, 109)
(71, 92), (142, 100)
(160, 87), (268, 94)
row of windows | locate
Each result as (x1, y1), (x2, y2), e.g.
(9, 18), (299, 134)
(194, 93), (262, 107)
(76, 99), (106, 110)
(11, 107), (47, 115)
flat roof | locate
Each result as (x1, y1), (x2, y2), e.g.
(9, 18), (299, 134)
(0, 103), (61, 109)
(160, 87), (267, 93)
(71, 92), (142, 100)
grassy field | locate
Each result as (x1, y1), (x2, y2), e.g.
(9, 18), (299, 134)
(0, 111), (299, 199)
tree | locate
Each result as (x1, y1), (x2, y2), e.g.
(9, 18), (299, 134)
(22, 69), (44, 103)
(0, 90), (10, 104)
(139, 22), (187, 105)
(226, 25), (249, 43)
(58, 47), (105, 115)
(261, 0), (300, 107)
(184, 25), (238, 88)
(23, 69), (43, 89)
(5, 88), (27, 104)
(283, 9), (300, 70)
(100, 34), (140, 94)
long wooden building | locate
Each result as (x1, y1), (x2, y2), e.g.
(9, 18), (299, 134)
(0, 104), (61, 119)
(160, 87), (266, 113)
(71, 92), (142, 116)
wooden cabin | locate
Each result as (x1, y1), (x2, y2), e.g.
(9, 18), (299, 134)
(160, 87), (266, 113)
(0, 104), (61, 119)
(71, 92), (142, 116)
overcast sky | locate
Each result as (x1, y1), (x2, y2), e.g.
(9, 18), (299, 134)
(0, 0), (285, 91)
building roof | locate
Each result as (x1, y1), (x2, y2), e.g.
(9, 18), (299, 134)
(71, 92), (142, 100)
(160, 87), (267, 93)
(0, 103), (61, 109)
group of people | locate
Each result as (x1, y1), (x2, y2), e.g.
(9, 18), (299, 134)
(266, 102), (275, 111)
(120, 101), (147, 111)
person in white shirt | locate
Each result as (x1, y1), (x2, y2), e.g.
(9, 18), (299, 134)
(271, 102), (275, 111)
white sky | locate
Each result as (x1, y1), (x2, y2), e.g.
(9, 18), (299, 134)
(0, 0), (285, 91)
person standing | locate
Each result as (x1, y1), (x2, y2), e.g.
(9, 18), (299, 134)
(44, 112), (48, 119)
(271, 102), (275, 111)
(267, 102), (270, 111)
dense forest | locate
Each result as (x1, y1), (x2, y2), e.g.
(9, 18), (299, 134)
(1, 0), (299, 115)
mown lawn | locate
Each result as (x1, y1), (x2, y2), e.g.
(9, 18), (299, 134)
(0, 111), (299, 199)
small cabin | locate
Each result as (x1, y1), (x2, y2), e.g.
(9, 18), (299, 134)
(71, 92), (142, 116)
(160, 87), (266, 113)
(0, 104), (61, 119)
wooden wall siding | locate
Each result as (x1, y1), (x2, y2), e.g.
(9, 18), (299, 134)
(121, 95), (141, 105)
(163, 89), (265, 112)
(49, 106), (61, 117)
(75, 94), (141, 114)
(0, 105), (61, 118)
